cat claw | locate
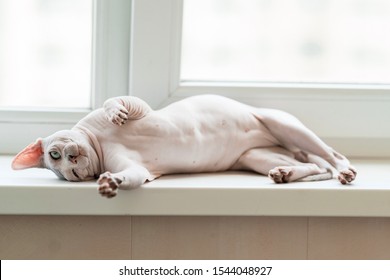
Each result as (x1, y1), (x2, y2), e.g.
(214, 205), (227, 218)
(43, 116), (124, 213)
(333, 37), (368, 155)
(98, 172), (123, 198)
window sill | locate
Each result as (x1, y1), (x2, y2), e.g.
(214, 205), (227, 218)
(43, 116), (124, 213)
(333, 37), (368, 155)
(1, 155), (390, 217)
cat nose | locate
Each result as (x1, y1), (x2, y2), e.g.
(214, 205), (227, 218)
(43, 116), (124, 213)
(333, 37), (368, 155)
(68, 155), (78, 164)
(64, 143), (79, 164)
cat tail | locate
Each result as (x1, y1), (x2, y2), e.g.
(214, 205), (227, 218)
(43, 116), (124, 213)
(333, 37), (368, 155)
(298, 169), (333, 182)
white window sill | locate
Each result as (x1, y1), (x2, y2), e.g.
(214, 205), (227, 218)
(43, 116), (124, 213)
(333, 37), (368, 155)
(1, 155), (390, 217)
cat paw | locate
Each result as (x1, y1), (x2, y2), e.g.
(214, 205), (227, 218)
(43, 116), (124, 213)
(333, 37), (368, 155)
(104, 103), (129, 126)
(338, 167), (357, 184)
(98, 172), (123, 198)
(268, 167), (293, 183)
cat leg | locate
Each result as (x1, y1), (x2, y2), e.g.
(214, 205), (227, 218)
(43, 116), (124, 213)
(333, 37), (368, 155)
(97, 163), (152, 198)
(103, 96), (152, 125)
(233, 147), (331, 183)
(254, 109), (356, 184)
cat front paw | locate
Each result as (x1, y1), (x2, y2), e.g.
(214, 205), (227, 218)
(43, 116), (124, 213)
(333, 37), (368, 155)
(98, 172), (123, 198)
(104, 101), (129, 126)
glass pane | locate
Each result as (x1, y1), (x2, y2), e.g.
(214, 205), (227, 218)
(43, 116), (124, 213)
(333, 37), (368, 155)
(181, 0), (390, 84)
(0, 0), (92, 109)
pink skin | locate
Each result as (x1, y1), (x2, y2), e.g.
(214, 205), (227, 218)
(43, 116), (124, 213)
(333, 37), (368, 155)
(12, 95), (356, 198)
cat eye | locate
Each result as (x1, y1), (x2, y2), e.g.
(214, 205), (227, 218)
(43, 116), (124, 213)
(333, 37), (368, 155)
(49, 151), (61, 160)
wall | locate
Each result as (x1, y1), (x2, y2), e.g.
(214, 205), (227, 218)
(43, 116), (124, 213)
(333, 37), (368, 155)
(1, 216), (390, 259)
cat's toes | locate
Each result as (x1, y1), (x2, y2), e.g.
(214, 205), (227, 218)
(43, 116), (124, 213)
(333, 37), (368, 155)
(106, 105), (129, 126)
(338, 167), (357, 184)
(269, 167), (293, 183)
(98, 172), (123, 198)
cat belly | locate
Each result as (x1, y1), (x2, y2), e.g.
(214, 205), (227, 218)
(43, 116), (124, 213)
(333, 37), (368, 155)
(88, 95), (279, 176)
(129, 99), (278, 175)
(142, 139), (243, 174)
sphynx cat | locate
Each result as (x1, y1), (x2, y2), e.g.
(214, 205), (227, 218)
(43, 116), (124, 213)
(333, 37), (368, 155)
(12, 95), (356, 198)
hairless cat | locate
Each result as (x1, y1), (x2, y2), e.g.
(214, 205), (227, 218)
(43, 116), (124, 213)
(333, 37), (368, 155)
(12, 95), (356, 198)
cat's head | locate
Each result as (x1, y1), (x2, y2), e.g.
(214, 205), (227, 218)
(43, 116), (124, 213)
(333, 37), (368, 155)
(12, 130), (100, 181)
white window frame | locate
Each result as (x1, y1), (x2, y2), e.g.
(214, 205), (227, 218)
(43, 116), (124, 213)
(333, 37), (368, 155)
(0, 0), (132, 154)
(130, 0), (390, 158)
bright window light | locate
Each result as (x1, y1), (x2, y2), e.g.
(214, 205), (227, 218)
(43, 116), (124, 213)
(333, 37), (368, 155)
(0, 0), (92, 109)
(181, 0), (390, 85)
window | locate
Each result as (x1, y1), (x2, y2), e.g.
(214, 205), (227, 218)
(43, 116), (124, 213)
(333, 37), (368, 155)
(0, 0), (92, 109)
(130, 0), (390, 158)
(0, 0), (131, 154)
(181, 0), (390, 85)
(1, 0), (389, 157)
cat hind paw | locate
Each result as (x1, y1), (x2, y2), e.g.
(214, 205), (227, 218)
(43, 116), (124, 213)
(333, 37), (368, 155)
(268, 167), (293, 183)
(338, 167), (357, 184)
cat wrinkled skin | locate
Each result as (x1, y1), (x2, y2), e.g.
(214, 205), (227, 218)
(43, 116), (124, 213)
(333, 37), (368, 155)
(12, 95), (356, 198)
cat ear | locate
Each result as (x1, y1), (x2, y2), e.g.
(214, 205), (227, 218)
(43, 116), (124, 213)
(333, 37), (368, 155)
(12, 139), (45, 170)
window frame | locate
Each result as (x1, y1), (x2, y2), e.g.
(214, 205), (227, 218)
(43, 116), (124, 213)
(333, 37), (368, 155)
(130, 0), (390, 158)
(0, 0), (132, 154)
